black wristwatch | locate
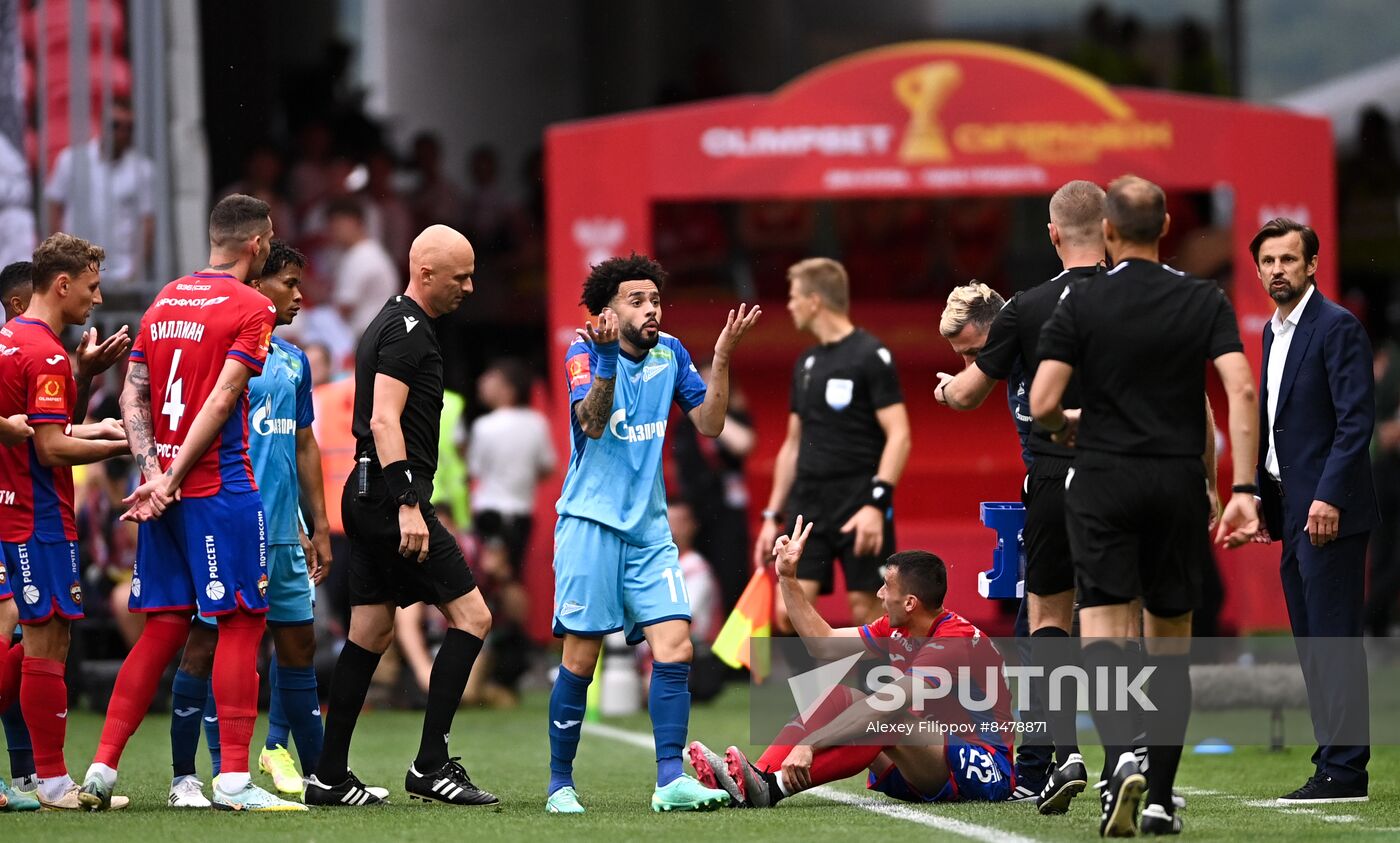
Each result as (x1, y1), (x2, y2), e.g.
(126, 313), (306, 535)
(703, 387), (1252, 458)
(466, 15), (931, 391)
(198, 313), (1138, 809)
(1231, 483), (1259, 495)
(396, 488), (420, 508)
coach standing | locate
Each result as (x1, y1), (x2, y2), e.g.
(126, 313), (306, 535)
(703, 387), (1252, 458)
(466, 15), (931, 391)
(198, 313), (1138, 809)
(1252, 218), (1376, 804)
(753, 258), (911, 628)
(1031, 176), (1259, 836)
(307, 225), (497, 809)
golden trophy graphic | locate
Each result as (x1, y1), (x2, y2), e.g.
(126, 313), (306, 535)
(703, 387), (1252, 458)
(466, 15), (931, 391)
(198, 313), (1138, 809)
(894, 61), (962, 163)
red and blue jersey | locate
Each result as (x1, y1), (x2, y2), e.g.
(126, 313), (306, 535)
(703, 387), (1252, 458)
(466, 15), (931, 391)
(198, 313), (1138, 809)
(0, 317), (78, 542)
(129, 272), (275, 498)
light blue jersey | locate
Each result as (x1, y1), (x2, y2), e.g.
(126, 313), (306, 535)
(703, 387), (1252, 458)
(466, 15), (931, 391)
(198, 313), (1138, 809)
(556, 333), (706, 546)
(248, 335), (313, 546)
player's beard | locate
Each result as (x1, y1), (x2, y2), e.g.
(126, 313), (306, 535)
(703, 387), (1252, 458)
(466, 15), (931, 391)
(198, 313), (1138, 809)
(622, 320), (660, 350)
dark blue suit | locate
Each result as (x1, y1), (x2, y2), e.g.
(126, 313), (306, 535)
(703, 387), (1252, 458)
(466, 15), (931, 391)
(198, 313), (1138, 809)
(1259, 286), (1377, 785)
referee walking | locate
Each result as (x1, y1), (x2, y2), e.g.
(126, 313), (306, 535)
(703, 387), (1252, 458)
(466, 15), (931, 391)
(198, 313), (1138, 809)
(1031, 176), (1259, 836)
(307, 225), (497, 808)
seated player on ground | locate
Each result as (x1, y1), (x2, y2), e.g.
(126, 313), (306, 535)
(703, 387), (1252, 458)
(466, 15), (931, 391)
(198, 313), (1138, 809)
(690, 517), (1015, 808)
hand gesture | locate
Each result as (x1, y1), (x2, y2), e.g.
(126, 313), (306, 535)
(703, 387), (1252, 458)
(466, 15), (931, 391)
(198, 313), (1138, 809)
(714, 303), (761, 361)
(0, 414), (33, 445)
(577, 307), (619, 348)
(75, 325), (132, 380)
(1306, 500), (1340, 547)
(120, 473), (179, 522)
(1214, 493), (1260, 548)
(773, 514), (815, 579)
(399, 504), (431, 563)
(935, 372), (955, 407)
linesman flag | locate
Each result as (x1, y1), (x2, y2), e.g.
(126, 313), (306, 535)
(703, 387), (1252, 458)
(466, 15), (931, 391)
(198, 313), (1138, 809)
(713, 568), (773, 682)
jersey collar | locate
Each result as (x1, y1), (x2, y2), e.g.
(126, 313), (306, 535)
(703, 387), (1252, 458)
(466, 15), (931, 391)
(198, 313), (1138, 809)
(192, 270), (239, 282)
(13, 315), (61, 342)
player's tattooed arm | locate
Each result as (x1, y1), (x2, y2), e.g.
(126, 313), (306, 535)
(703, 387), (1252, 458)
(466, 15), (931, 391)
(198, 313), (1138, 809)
(121, 360), (160, 478)
(574, 376), (615, 439)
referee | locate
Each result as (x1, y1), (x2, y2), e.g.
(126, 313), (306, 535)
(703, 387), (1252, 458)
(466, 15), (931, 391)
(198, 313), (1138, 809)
(1030, 175), (1259, 836)
(754, 257), (911, 628)
(308, 225), (497, 808)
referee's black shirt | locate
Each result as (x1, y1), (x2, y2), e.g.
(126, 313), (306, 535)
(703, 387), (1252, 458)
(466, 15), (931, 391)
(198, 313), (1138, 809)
(790, 328), (903, 478)
(1037, 258), (1242, 457)
(977, 265), (1101, 460)
(351, 294), (444, 484)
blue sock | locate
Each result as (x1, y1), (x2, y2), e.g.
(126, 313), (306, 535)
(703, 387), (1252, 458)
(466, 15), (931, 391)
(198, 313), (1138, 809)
(274, 662), (323, 773)
(265, 660), (289, 751)
(170, 669), (208, 779)
(203, 679), (222, 777)
(650, 661), (691, 787)
(2, 699), (34, 779)
(547, 665), (591, 795)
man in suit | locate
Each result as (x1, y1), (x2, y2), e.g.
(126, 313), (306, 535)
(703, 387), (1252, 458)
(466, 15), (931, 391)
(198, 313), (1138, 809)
(1253, 217), (1377, 804)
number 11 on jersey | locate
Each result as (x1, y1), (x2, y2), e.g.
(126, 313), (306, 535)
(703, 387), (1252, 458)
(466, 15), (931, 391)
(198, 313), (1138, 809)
(662, 567), (689, 605)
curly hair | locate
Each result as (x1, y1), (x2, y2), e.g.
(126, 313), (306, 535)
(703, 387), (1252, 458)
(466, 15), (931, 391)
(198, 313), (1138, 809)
(32, 233), (105, 291)
(580, 252), (666, 315)
(260, 240), (307, 279)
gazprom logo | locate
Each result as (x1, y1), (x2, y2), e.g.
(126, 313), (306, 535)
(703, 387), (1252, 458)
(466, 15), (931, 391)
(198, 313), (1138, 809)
(251, 396), (296, 436)
(608, 408), (667, 443)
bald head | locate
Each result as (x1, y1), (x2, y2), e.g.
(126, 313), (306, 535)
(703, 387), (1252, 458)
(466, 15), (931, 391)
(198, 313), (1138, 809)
(1105, 175), (1167, 245)
(1049, 180), (1106, 246)
(409, 224), (476, 316)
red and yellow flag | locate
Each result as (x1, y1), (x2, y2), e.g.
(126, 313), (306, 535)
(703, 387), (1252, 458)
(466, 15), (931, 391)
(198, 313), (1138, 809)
(713, 568), (773, 682)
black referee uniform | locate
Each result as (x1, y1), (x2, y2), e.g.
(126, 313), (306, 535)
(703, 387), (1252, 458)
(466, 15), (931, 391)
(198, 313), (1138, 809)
(345, 294), (477, 607)
(977, 265), (1099, 598)
(1038, 259), (1242, 615)
(787, 328), (902, 594)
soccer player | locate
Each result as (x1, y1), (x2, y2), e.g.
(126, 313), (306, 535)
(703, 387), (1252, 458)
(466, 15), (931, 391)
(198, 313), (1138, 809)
(165, 241), (339, 807)
(79, 194), (305, 812)
(0, 234), (130, 810)
(546, 253), (759, 815)
(689, 517), (1014, 808)
(306, 225), (492, 809)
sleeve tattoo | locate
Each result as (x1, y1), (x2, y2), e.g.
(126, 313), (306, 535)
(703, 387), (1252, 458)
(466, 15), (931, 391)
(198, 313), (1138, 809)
(121, 361), (160, 478)
(576, 375), (616, 435)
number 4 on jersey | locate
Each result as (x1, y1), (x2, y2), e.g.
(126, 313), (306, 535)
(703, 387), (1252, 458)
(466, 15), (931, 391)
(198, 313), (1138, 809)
(162, 347), (187, 431)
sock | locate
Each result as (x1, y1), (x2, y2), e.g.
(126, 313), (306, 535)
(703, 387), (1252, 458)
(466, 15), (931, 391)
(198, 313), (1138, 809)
(274, 663), (323, 772)
(169, 669), (209, 779)
(203, 680), (222, 776)
(19, 657), (67, 778)
(1031, 626), (1082, 765)
(2, 694), (34, 779)
(649, 661), (691, 787)
(265, 660), (289, 751)
(217, 771), (250, 793)
(316, 641), (382, 785)
(37, 772), (75, 801)
(95, 613), (189, 767)
(0, 641), (22, 712)
(212, 611), (265, 776)
(1082, 640), (1135, 784)
(547, 665), (590, 795)
(1145, 651), (1191, 812)
(415, 628), (484, 772)
(809, 745), (884, 789)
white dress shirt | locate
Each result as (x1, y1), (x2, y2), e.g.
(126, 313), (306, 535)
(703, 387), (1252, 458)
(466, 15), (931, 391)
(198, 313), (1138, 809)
(1265, 283), (1315, 480)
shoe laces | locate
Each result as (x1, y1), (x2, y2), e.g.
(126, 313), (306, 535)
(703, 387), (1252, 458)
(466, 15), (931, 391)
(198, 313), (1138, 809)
(440, 758), (475, 787)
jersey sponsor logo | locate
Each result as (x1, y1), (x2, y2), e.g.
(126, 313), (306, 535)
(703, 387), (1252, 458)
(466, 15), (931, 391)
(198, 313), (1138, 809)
(149, 320), (206, 343)
(176, 283), (212, 291)
(205, 534), (220, 581)
(259, 326), (273, 351)
(21, 585), (38, 604)
(608, 408), (667, 443)
(69, 582), (82, 605)
(0, 346), (18, 356)
(251, 397), (296, 436)
(35, 374), (66, 410)
(131, 576), (141, 597)
(558, 600), (587, 617)
(156, 442), (183, 459)
(205, 580), (226, 601)
(404, 316), (419, 333)
(0, 489), (13, 506)
(0, 561), (6, 584)
(155, 295), (230, 308)
(45, 354), (65, 365)
(258, 573), (269, 600)
(642, 361), (668, 382)
(825, 378), (854, 411)
(567, 354), (591, 389)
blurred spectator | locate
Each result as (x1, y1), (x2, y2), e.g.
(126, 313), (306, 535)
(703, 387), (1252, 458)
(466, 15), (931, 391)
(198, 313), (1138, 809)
(1069, 4), (1127, 83)
(1339, 107), (1400, 331)
(363, 146), (413, 267)
(220, 141), (298, 243)
(289, 120), (334, 213)
(0, 130), (34, 266)
(408, 132), (466, 233)
(77, 457), (142, 649)
(739, 201), (814, 293)
(1172, 17), (1229, 95)
(1116, 14), (1157, 87)
(45, 97), (154, 285)
(1368, 339), (1400, 635)
(433, 388), (472, 530)
(327, 196), (400, 339)
(303, 340), (336, 388)
(668, 360), (754, 612)
(463, 144), (519, 260)
(311, 361), (359, 631)
(653, 202), (730, 291)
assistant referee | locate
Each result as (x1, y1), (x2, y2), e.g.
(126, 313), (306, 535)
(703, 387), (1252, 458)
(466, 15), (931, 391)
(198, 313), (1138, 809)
(1030, 176), (1259, 836)
(308, 224), (497, 809)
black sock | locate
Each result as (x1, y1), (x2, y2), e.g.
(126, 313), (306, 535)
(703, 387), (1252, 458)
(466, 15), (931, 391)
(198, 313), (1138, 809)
(1082, 640), (1135, 783)
(763, 770), (786, 804)
(1031, 626), (1081, 765)
(1146, 651), (1191, 811)
(414, 628), (484, 772)
(316, 641), (382, 785)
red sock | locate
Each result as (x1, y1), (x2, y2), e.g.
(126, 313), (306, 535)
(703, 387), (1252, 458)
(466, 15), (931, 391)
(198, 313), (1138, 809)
(94, 613), (189, 767)
(808, 744), (885, 786)
(757, 685), (857, 772)
(20, 656), (68, 778)
(213, 610), (266, 775)
(0, 641), (22, 712)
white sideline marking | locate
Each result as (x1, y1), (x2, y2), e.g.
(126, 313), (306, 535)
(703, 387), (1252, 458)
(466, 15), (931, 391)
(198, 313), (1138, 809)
(583, 722), (1041, 843)
(1173, 787), (1220, 796)
(1243, 798), (1360, 824)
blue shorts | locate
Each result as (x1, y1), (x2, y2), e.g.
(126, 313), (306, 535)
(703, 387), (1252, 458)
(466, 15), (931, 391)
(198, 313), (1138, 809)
(866, 740), (1013, 803)
(552, 516), (690, 645)
(197, 543), (312, 627)
(130, 490), (270, 616)
(3, 538), (82, 623)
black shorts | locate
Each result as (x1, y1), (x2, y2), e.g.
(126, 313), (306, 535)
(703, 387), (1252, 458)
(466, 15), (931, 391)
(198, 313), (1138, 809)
(343, 474), (477, 608)
(1022, 455), (1074, 597)
(1064, 452), (1209, 617)
(787, 473), (894, 595)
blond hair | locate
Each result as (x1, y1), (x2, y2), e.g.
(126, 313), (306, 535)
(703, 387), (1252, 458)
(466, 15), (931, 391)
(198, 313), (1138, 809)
(788, 257), (849, 314)
(1049, 180), (1107, 246)
(939, 282), (1004, 338)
